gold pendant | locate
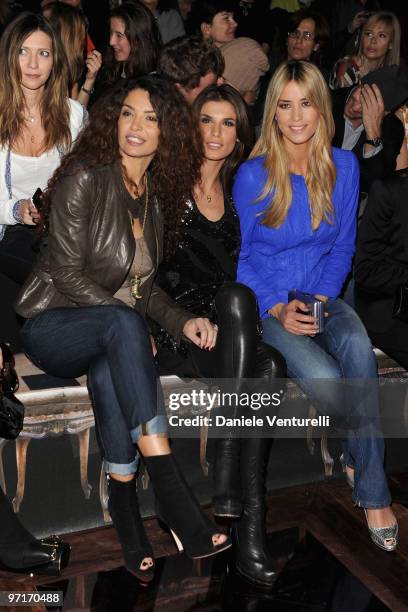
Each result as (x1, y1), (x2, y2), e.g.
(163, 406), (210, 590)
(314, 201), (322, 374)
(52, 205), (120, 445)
(206, 194), (212, 204)
(130, 276), (142, 300)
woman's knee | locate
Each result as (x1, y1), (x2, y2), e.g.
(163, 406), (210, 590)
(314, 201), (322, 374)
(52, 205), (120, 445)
(102, 305), (149, 339)
(214, 282), (257, 323)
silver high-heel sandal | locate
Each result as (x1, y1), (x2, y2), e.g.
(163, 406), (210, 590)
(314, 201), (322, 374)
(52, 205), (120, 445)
(364, 509), (398, 552)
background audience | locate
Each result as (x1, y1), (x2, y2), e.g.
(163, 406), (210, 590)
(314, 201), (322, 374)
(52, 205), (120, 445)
(140, 0), (185, 43)
(330, 10), (401, 89)
(332, 71), (404, 195)
(91, 1), (161, 104)
(157, 35), (224, 104)
(42, 1), (102, 106)
(355, 170), (408, 369)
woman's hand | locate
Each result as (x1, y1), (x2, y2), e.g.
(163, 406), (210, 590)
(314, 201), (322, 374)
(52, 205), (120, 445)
(183, 318), (218, 350)
(85, 50), (102, 81)
(349, 11), (368, 34)
(18, 199), (40, 225)
(268, 300), (318, 336)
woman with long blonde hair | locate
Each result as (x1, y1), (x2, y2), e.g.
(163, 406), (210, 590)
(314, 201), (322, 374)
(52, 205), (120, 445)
(234, 60), (397, 552)
(0, 12), (85, 285)
(330, 11), (401, 89)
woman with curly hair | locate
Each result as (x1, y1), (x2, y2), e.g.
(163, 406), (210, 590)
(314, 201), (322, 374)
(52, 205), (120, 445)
(0, 12), (85, 285)
(15, 75), (230, 584)
(235, 60), (397, 552)
(91, 2), (161, 104)
(154, 84), (285, 587)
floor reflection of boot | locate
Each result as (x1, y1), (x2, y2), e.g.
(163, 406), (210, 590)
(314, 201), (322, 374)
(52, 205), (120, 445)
(232, 437), (277, 588)
(221, 562), (277, 611)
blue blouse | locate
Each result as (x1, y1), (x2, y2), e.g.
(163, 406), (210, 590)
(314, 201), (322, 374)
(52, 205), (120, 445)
(233, 147), (359, 318)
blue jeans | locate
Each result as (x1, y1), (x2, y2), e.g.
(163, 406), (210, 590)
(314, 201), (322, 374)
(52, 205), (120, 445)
(262, 299), (391, 508)
(21, 305), (168, 475)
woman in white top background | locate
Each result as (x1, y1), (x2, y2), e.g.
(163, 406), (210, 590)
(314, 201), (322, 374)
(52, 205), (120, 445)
(0, 12), (85, 286)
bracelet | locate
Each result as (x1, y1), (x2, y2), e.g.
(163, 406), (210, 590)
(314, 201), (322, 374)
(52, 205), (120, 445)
(12, 199), (24, 223)
(81, 85), (94, 96)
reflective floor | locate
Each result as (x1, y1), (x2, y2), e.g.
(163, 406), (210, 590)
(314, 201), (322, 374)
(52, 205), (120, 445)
(39, 529), (390, 612)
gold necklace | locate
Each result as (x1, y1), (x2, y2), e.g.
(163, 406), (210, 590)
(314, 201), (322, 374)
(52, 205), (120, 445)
(129, 176), (149, 300)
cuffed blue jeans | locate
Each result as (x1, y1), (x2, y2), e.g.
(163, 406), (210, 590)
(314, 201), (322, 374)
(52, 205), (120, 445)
(262, 298), (391, 508)
(21, 305), (168, 475)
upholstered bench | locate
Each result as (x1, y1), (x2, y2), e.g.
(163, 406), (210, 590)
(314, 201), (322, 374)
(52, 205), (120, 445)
(1, 354), (214, 520)
(2, 349), (407, 523)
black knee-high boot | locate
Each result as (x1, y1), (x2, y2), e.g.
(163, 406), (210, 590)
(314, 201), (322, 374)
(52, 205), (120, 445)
(212, 436), (242, 518)
(211, 284), (260, 519)
(232, 438), (276, 587)
(0, 486), (57, 570)
(212, 340), (286, 520)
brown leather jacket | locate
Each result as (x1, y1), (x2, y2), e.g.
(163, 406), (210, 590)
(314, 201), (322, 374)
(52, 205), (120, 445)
(15, 161), (191, 343)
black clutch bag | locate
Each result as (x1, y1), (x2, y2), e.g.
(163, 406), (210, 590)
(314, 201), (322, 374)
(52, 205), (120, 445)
(0, 343), (24, 440)
(393, 285), (408, 323)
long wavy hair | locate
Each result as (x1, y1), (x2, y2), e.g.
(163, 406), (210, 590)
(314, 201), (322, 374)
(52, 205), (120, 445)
(252, 60), (336, 230)
(358, 11), (401, 67)
(104, 2), (161, 84)
(0, 12), (70, 151)
(41, 75), (202, 237)
(43, 2), (87, 91)
(192, 84), (254, 194)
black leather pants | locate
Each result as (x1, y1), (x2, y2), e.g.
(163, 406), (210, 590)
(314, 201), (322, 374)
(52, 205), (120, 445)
(156, 281), (286, 381)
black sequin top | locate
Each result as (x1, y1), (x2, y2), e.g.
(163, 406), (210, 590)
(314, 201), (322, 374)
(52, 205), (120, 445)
(154, 194), (240, 352)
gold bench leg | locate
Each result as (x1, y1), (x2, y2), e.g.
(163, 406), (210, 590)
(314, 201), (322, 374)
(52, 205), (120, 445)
(200, 424), (209, 477)
(13, 437), (30, 512)
(99, 465), (111, 523)
(306, 405), (316, 455)
(141, 465), (150, 490)
(320, 433), (334, 477)
(77, 429), (92, 499)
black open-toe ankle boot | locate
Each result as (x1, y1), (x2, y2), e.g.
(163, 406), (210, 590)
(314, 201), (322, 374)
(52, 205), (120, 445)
(144, 453), (232, 559)
(107, 477), (154, 583)
(212, 437), (242, 518)
(232, 438), (277, 588)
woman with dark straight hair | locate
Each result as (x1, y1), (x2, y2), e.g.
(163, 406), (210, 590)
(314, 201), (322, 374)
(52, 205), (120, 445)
(90, 2), (161, 104)
(154, 84), (286, 587)
(94, 2), (161, 99)
(16, 75), (231, 585)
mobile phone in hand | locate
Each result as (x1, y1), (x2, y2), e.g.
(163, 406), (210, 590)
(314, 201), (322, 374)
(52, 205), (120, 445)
(288, 290), (325, 334)
(31, 188), (44, 212)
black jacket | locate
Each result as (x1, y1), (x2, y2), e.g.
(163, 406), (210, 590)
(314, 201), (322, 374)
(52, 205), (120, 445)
(354, 170), (408, 333)
(332, 88), (404, 194)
